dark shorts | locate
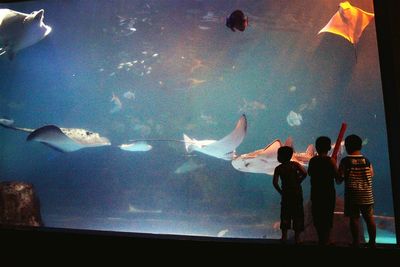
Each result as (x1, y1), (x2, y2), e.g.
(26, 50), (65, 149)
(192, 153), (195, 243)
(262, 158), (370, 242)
(344, 202), (374, 218)
(280, 192), (304, 231)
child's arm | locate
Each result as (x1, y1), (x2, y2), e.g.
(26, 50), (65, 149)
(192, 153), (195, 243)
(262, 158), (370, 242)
(336, 160), (345, 184)
(370, 163), (374, 177)
(330, 157), (340, 184)
(293, 162), (307, 182)
(273, 168), (282, 195)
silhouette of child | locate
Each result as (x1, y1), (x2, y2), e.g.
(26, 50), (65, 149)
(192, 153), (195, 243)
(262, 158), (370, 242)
(338, 134), (376, 248)
(307, 136), (339, 245)
(273, 146), (307, 244)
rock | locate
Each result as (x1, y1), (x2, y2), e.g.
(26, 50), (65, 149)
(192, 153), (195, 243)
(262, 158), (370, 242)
(0, 181), (43, 227)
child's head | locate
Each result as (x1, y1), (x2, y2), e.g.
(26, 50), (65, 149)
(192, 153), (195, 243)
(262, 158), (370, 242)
(277, 146), (293, 163)
(315, 136), (331, 154)
(345, 134), (362, 154)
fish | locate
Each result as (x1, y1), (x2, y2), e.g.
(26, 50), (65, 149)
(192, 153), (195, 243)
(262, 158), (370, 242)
(0, 117), (34, 132)
(202, 11), (218, 23)
(119, 141), (152, 152)
(123, 91), (135, 100)
(217, 229), (229, 237)
(187, 78), (206, 88)
(26, 125), (111, 152)
(183, 114), (247, 160)
(231, 138), (314, 175)
(0, 117), (14, 127)
(0, 9), (52, 60)
(226, 10), (248, 32)
(200, 113), (217, 125)
(110, 93), (122, 113)
(198, 25), (211, 30)
(174, 158), (204, 174)
(128, 204), (161, 214)
(238, 99), (266, 115)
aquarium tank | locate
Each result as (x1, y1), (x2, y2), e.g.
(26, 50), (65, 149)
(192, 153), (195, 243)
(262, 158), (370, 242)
(0, 0), (396, 244)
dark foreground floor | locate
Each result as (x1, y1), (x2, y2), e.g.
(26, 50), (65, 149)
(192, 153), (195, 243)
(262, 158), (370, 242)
(1, 226), (399, 263)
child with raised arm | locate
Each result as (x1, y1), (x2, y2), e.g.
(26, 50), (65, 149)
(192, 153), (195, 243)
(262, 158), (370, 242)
(338, 134), (376, 248)
(307, 136), (339, 246)
(273, 146), (307, 244)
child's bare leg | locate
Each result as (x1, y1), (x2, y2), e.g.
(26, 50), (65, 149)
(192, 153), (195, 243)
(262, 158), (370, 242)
(363, 214), (376, 247)
(350, 217), (360, 247)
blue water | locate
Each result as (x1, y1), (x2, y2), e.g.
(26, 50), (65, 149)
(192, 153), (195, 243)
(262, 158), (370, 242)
(0, 0), (396, 244)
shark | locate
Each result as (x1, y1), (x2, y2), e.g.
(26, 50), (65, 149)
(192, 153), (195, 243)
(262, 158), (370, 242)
(0, 8), (52, 60)
(0, 119), (111, 152)
(231, 138), (315, 175)
(183, 114), (247, 160)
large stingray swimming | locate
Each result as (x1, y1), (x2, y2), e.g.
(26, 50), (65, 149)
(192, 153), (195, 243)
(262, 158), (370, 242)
(0, 9), (52, 60)
(232, 134), (345, 176)
(0, 119), (110, 152)
(318, 1), (374, 61)
(126, 114), (248, 160)
(183, 114), (247, 160)
(231, 138), (315, 175)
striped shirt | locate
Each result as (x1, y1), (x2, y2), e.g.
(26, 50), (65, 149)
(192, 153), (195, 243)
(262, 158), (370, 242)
(340, 155), (374, 205)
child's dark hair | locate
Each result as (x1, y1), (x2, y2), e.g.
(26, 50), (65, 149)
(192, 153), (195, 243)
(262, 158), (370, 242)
(315, 136), (331, 154)
(345, 134), (362, 154)
(277, 146), (293, 163)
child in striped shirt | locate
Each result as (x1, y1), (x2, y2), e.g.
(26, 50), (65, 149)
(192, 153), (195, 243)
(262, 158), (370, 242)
(338, 134), (376, 248)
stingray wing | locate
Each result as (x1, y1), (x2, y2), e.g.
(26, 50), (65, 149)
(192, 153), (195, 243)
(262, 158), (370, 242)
(318, 1), (374, 45)
(199, 114), (247, 160)
(27, 125), (84, 152)
(0, 9), (26, 27)
(258, 139), (282, 157)
(231, 139), (282, 175)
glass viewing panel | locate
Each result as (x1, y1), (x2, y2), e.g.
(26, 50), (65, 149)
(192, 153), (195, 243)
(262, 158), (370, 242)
(0, 0), (396, 244)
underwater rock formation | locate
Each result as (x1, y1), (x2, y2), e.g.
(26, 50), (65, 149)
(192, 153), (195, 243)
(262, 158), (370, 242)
(0, 181), (43, 227)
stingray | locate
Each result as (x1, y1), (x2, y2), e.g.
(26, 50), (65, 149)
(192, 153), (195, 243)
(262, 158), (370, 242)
(183, 114), (247, 160)
(231, 138), (314, 175)
(0, 119), (110, 152)
(126, 114), (247, 160)
(0, 8), (52, 60)
(318, 1), (374, 60)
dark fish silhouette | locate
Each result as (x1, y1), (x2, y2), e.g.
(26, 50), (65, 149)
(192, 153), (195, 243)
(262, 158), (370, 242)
(226, 10), (248, 32)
